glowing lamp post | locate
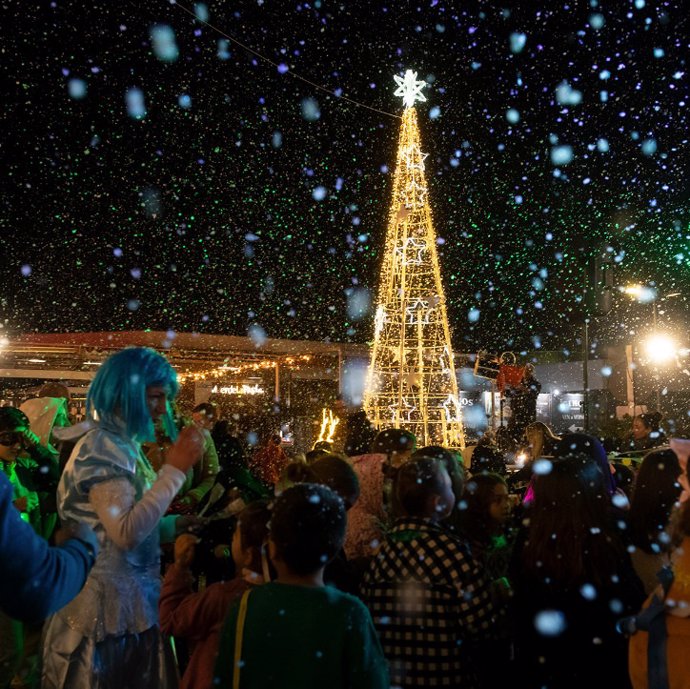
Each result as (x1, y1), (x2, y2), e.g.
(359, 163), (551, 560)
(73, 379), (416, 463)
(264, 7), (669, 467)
(622, 285), (682, 413)
(643, 333), (678, 410)
(643, 333), (678, 365)
(623, 284), (681, 329)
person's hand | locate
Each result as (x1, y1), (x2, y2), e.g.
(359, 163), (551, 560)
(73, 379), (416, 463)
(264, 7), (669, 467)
(225, 497), (246, 516)
(226, 487), (242, 502)
(176, 514), (204, 536)
(213, 544), (232, 560)
(19, 428), (41, 447)
(55, 521), (99, 558)
(174, 533), (198, 568)
(167, 497), (191, 515)
(490, 576), (513, 603)
(179, 494), (199, 509)
(13, 496), (28, 512)
(165, 426), (204, 474)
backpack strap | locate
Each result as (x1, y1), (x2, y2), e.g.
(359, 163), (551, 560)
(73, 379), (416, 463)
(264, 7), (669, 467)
(647, 566), (674, 689)
(233, 588), (252, 689)
(619, 566), (674, 689)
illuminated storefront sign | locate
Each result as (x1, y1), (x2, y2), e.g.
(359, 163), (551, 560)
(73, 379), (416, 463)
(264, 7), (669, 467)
(211, 383), (265, 396)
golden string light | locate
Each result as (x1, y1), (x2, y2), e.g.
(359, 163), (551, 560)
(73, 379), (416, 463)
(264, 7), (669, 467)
(363, 72), (466, 449)
(316, 408), (340, 444)
(176, 354), (312, 383)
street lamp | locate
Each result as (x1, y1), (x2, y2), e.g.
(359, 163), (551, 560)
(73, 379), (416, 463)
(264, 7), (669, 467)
(622, 284), (656, 303)
(643, 333), (678, 365)
(622, 285), (682, 414)
(622, 285), (681, 329)
(641, 332), (679, 410)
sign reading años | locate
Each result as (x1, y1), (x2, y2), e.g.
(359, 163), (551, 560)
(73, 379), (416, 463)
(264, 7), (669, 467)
(211, 384), (265, 396)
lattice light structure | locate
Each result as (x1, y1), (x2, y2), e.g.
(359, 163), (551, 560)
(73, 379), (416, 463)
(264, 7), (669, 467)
(363, 73), (465, 449)
(316, 408), (340, 444)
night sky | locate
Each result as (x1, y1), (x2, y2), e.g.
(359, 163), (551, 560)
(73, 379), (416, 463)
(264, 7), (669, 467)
(2, 0), (689, 354)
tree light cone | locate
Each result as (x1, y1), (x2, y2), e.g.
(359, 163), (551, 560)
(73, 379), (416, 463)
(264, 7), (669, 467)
(363, 106), (466, 450)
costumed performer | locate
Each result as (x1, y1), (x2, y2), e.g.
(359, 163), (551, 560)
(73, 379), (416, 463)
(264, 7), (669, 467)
(41, 346), (204, 689)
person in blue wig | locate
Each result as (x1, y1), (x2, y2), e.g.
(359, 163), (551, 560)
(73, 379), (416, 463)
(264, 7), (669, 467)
(41, 347), (205, 689)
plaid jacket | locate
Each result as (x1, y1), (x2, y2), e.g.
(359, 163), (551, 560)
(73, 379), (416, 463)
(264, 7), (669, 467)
(362, 517), (495, 688)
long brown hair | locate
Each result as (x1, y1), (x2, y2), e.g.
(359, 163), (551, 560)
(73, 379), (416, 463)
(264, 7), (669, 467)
(525, 422), (561, 459)
(458, 472), (508, 546)
(521, 455), (624, 587)
(671, 500), (690, 548)
(670, 458), (690, 547)
(628, 449), (682, 553)
(237, 501), (272, 573)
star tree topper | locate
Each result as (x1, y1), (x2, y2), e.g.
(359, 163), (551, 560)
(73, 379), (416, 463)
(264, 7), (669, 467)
(393, 69), (427, 109)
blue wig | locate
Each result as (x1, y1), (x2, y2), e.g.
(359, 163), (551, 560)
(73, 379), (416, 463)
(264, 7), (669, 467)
(87, 347), (179, 443)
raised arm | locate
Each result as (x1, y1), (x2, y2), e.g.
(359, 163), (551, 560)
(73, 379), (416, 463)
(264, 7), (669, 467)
(88, 426), (204, 550)
(183, 432), (220, 505)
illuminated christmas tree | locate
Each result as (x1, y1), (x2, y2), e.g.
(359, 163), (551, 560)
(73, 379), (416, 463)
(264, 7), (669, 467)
(363, 70), (466, 450)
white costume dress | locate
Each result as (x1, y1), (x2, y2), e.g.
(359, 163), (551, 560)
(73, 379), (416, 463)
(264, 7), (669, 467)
(41, 420), (185, 689)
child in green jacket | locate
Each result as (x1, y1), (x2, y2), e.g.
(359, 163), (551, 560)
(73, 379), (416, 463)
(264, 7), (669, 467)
(214, 483), (388, 689)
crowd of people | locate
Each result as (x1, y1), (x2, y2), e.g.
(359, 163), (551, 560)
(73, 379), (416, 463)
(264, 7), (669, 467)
(1, 345), (689, 689)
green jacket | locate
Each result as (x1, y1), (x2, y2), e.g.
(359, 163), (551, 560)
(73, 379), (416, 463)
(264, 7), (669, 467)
(215, 582), (389, 689)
